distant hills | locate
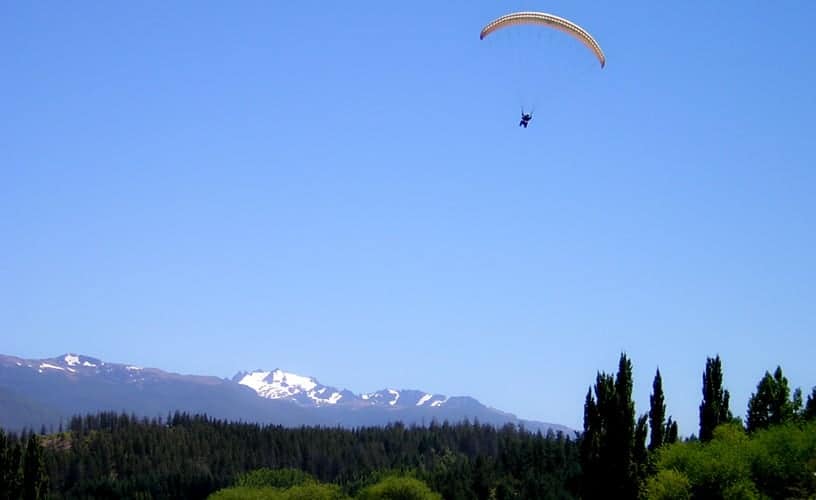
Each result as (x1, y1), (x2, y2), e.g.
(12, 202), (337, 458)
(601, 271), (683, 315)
(0, 353), (572, 435)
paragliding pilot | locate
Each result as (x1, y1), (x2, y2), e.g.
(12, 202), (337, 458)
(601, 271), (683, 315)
(519, 111), (533, 128)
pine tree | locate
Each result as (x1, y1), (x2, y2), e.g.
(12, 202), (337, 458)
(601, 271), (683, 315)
(699, 355), (732, 441)
(8, 443), (23, 500)
(0, 431), (23, 500)
(0, 429), (9, 499)
(22, 434), (48, 500)
(648, 368), (666, 450)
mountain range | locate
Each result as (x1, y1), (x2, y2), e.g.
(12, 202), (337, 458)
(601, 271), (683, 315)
(0, 353), (572, 435)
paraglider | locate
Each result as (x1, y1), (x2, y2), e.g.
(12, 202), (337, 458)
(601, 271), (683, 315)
(480, 12), (605, 127)
(519, 111), (533, 128)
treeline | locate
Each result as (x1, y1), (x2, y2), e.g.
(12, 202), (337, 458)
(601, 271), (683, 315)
(2, 353), (815, 499)
(579, 353), (816, 499)
(1, 413), (580, 499)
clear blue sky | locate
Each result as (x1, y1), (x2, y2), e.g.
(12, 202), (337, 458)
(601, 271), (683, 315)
(2, 1), (815, 433)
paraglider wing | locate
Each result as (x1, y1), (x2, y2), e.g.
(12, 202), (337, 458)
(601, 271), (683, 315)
(480, 12), (606, 68)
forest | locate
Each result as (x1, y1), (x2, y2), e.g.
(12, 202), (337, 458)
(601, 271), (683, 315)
(1, 353), (814, 499)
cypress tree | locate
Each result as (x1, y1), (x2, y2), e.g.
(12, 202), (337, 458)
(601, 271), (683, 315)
(580, 353), (640, 499)
(580, 386), (600, 494)
(581, 373), (613, 500)
(634, 414), (649, 474)
(614, 354), (638, 499)
(699, 355), (732, 441)
(648, 368), (666, 450)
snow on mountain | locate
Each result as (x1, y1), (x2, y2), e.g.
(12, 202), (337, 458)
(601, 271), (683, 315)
(236, 369), (346, 406)
(0, 353), (159, 386)
(416, 394), (433, 406)
(235, 369), (457, 412)
(61, 354), (98, 368)
(387, 389), (400, 406)
(39, 363), (65, 371)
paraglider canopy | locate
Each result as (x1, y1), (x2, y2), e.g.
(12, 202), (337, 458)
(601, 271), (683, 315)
(480, 11), (606, 68)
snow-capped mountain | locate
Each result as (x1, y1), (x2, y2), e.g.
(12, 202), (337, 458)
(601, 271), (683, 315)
(5, 353), (144, 380)
(0, 353), (573, 436)
(233, 369), (453, 411)
(233, 369), (354, 406)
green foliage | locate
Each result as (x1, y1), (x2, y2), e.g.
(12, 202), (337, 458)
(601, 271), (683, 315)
(357, 475), (442, 500)
(750, 421), (816, 498)
(643, 469), (691, 500)
(651, 421), (816, 499)
(284, 483), (349, 500)
(721, 479), (761, 500)
(209, 484), (349, 500)
(209, 486), (290, 500)
(658, 423), (753, 498)
(236, 468), (317, 489)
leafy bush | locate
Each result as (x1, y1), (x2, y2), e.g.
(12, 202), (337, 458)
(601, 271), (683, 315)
(357, 475), (442, 500)
(209, 483), (348, 500)
(236, 468), (317, 489)
(643, 469), (691, 500)
(650, 421), (816, 499)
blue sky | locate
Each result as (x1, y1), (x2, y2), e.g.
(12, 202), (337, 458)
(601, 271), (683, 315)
(2, 1), (815, 432)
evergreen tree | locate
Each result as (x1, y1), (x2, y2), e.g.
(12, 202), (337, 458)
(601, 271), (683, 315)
(0, 429), (10, 500)
(664, 417), (678, 445)
(634, 414), (649, 478)
(792, 388), (803, 418)
(747, 366), (796, 432)
(23, 410), (582, 499)
(1, 431), (23, 500)
(580, 380), (605, 499)
(699, 355), (732, 441)
(613, 353), (638, 499)
(648, 368), (666, 450)
(22, 434), (48, 500)
(7, 442), (23, 500)
(805, 387), (816, 421)
(580, 353), (640, 499)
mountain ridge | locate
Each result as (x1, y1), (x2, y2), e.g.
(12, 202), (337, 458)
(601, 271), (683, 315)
(0, 352), (573, 435)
